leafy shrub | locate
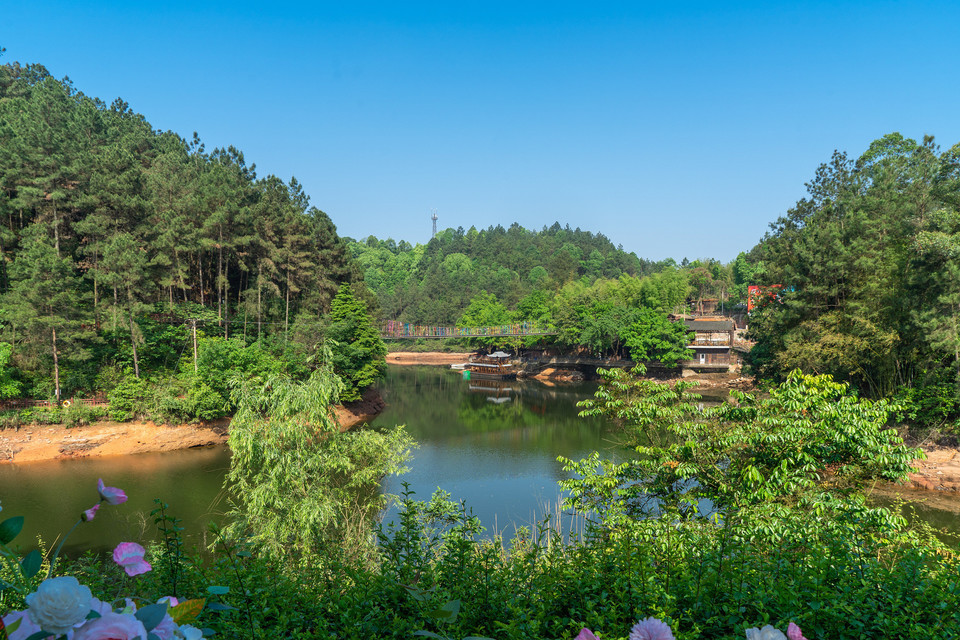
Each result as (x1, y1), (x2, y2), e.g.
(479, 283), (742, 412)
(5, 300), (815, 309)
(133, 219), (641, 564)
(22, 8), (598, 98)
(63, 402), (107, 428)
(107, 376), (149, 421)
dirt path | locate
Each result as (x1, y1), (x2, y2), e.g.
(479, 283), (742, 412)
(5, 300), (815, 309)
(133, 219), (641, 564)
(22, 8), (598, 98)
(387, 351), (472, 365)
(0, 390), (385, 465)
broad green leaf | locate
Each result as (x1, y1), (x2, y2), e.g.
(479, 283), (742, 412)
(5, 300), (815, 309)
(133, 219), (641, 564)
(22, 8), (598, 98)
(20, 549), (41, 579)
(0, 517), (24, 545)
(135, 603), (169, 632)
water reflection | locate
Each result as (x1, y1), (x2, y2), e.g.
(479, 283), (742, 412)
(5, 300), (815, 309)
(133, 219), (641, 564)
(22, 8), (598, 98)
(0, 446), (231, 555)
(374, 365), (627, 535)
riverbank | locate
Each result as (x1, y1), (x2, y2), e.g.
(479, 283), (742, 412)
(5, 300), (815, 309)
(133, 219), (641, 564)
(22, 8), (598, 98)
(0, 389), (385, 465)
(387, 351), (473, 365)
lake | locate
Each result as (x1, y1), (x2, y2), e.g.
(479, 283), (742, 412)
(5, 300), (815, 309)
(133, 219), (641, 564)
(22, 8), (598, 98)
(1, 364), (957, 555)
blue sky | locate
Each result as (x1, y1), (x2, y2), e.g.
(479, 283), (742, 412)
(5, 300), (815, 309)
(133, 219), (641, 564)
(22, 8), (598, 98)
(4, 1), (959, 262)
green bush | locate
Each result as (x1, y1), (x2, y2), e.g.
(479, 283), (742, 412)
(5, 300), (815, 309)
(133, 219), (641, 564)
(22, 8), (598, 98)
(107, 375), (149, 421)
(63, 402), (107, 428)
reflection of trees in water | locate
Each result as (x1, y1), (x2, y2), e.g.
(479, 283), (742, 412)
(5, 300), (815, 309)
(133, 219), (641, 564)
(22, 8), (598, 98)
(373, 365), (614, 453)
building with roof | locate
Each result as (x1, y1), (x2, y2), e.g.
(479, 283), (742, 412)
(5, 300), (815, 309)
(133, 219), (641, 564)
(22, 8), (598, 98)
(680, 316), (737, 374)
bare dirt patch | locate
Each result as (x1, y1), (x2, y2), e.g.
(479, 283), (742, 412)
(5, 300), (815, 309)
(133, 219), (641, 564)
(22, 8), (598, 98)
(0, 391), (385, 465)
(387, 351), (472, 365)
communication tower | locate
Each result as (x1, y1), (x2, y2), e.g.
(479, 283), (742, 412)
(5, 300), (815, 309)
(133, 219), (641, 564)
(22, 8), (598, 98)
(431, 209), (438, 237)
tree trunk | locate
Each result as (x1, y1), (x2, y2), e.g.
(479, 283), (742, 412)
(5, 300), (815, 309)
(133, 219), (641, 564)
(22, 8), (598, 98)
(223, 259), (230, 339)
(127, 288), (140, 379)
(53, 203), (60, 258)
(51, 327), (61, 402)
(92, 249), (100, 330)
(174, 249), (188, 303)
(285, 271), (291, 345)
(197, 253), (206, 307)
(217, 230), (224, 325)
(257, 263), (262, 341)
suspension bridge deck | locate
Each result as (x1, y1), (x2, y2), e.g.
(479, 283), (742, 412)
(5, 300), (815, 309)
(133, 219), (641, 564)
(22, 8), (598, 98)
(381, 321), (556, 339)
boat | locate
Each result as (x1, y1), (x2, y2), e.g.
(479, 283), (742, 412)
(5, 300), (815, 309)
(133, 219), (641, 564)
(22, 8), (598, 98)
(464, 351), (518, 380)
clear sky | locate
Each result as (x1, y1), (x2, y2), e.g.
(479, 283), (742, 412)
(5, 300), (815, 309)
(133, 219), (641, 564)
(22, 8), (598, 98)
(4, 1), (959, 262)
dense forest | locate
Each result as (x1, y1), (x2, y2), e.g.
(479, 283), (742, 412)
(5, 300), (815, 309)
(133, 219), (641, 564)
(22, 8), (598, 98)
(746, 133), (960, 430)
(0, 58), (371, 411)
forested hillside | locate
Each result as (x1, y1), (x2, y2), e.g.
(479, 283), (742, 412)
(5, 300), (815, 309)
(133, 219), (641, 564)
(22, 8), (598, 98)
(350, 227), (752, 359)
(0, 59), (365, 407)
(350, 223), (660, 324)
(747, 133), (960, 429)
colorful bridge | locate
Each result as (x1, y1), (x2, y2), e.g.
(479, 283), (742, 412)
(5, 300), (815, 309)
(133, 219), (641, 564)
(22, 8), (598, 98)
(381, 320), (556, 339)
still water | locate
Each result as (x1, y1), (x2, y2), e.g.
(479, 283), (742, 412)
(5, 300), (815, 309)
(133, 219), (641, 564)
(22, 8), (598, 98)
(1, 365), (957, 555)
(0, 365), (624, 553)
(372, 366), (628, 535)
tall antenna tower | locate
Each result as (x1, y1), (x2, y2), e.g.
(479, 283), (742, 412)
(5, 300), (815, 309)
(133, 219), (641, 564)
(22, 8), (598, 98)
(431, 208), (438, 237)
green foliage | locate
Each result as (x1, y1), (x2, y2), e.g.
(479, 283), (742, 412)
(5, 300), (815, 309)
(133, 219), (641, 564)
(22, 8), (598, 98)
(0, 61), (359, 402)
(0, 342), (22, 399)
(225, 361), (413, 566)
(623, 308), (694, 366)
(326, 283), (387, 402)
(107, 375), (149, 421)
(749, 134), (960, 409)
(572, 368), (921, 525)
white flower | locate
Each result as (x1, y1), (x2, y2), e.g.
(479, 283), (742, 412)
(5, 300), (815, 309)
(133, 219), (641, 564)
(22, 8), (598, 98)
(746, 625), (788, 640)
(25, 576), (93, 635)
(177, 625), (204, 640)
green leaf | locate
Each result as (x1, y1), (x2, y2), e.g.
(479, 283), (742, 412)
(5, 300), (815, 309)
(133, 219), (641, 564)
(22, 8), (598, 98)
(413, 632), (444, 639)
(426, 599), (461, 623)
(135, 603), (169, 632)
(0, 516), (24, 545)
(206, 585), (230, 595)
(4, 616), (22, 635)
(206, 602), (237, 612)
(26, 632), (52, 640)
(19, 549), (41, 579)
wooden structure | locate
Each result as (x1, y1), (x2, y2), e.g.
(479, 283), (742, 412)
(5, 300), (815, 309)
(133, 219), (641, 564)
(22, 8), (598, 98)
(0, 397), (108, 411)
(681, 317), (737, 373)
(464, 351), (518, 380)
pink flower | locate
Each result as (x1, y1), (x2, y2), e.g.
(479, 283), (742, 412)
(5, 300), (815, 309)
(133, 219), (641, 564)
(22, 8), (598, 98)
(97, 478), (128, 505)
(787, 623), (808, 640)
(630, 617), (675, 640)
(113, 542), (152, 577)
(82, 503), (100, 522)
(2, 610), (42, 640)
(73, 611), (147, 640)
(575, 629), (600, 640)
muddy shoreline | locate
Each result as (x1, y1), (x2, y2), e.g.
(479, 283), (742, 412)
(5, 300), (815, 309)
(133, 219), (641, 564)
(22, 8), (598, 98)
(0, 388), (385, 465)
(3, 353), (959, 503)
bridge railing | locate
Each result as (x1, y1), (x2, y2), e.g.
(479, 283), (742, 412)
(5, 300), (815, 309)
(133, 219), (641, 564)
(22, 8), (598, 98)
(381, 321), (556, 339)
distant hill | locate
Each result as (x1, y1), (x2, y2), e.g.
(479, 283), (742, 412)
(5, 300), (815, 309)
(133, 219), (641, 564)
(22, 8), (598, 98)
(348, 222), (670, 324)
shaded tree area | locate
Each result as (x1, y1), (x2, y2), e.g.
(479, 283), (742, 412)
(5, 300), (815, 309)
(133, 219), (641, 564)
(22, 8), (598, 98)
(747, 133), (960, 430)
(0, 57), (371, 406)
